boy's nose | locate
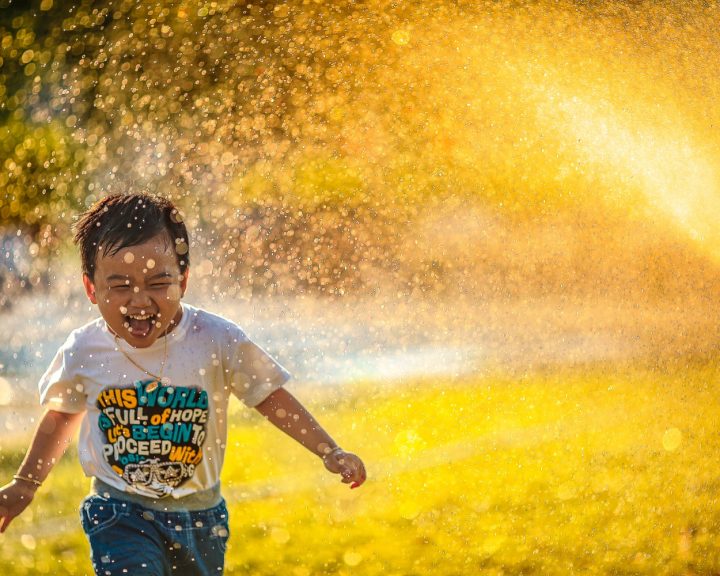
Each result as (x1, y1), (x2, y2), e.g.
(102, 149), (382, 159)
(129, 287), (153, 307)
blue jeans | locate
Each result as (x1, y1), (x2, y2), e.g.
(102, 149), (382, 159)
(79, 494), (230, 575)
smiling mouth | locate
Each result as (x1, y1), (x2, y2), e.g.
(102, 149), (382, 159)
(124, 313), (159, 338)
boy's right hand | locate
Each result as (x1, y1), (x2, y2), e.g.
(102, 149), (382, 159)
(0, 479), (38, 533)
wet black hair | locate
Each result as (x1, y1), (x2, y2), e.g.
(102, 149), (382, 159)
(73, 193), (190, 280)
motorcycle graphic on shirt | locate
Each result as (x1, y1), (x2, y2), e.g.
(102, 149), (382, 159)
(96, 379), (209, 497)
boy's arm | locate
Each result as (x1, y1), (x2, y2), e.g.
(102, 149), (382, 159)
(254, 388), (366, 489)
(0, 409), (84, 533)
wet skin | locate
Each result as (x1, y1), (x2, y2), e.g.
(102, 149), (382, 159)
(82, 233), (188, 349)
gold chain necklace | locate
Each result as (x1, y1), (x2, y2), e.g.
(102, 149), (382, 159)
(114, 333), (168, 392)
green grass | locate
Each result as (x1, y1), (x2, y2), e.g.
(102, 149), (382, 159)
(1, 363), (720, 575)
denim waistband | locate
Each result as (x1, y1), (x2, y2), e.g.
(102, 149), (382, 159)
(91, 477), (222, 512)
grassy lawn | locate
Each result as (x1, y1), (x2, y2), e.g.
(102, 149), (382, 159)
(1, 363), (719, 575)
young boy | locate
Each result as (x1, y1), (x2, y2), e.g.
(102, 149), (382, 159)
(0, 193), (366, 575)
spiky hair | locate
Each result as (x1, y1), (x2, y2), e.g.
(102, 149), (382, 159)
(73, 193), (190, 279)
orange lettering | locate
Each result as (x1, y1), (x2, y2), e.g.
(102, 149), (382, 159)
(121, 388), (137, 408)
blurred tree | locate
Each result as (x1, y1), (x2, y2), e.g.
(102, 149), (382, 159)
(1, 0), (83, 236)
(0, 0), (419, 296)
(2, 0), (720, 300)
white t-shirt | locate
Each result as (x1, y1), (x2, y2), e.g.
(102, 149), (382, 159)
(38, 303), (290, 499)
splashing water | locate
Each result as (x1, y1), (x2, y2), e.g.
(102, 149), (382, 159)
(2, 1), (720, 399)
(537, 85), (720, 255)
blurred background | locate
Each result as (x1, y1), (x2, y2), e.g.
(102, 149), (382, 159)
(2, 0), (720, 415)
(2, 1), (720, 574)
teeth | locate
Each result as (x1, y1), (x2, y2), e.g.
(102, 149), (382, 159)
(128, 314), (153, 320)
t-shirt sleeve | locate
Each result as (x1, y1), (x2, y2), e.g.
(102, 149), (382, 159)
(225, 327), (291, 408)
(38, 333), (88, 414)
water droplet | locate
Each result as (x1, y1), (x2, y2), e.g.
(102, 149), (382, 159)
(20, 534), (36, 550)
(663, 428), (682, 451)
(166, 285), (182, 301)
(273, 4), (289, 18)
(343, 551), (363, 566)
(0, 376), (14, 406)
(391, 30), (410, 46)
(399, 501), (421, 520)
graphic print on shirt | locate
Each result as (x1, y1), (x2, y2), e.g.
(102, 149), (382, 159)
(96, 379), (209, 497)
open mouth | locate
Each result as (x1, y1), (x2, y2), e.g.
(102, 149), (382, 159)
(124, 313), (159, 338)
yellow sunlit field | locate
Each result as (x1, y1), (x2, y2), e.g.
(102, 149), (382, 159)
(1, 365), (719, 575)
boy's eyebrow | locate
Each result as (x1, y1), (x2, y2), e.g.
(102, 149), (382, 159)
(147, 272), (174, 281)
(105, 272), (174, 282)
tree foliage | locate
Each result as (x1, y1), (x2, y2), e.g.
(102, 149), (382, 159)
(2, 0), (719, 297)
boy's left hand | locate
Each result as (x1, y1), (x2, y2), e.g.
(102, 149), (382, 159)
(322, 449), (366, 489)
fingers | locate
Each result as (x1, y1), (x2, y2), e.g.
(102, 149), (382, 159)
(0, 503), (7, 533)
(350, 461), (367, 489)
(0, 514), (10, 534)
(338, 456), (366, 489)
(324, 450), (367, 489)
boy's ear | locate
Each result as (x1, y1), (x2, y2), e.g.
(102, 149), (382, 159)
(82, 274), (98, 304)
(180, 268), (189, 297)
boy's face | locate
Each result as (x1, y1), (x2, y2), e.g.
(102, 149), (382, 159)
(82, 233), (188, 348)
